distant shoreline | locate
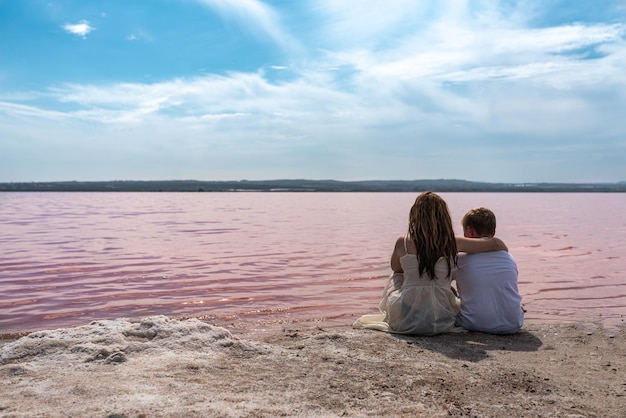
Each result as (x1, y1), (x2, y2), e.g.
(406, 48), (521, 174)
(1, 179), (625, 192)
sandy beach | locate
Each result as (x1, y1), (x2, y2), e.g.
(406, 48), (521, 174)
(1, 315), (625, 417)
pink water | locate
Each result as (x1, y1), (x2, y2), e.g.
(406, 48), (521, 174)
(1, 192), (625, 335)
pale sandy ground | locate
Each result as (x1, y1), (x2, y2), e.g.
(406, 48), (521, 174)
(1, 315), (625, 417)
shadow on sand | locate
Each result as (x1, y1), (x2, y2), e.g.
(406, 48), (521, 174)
(392, 329), (543, 362)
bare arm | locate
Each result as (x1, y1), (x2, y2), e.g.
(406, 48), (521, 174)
(456, 236), (508, 253)
(390, 236), (405, 272)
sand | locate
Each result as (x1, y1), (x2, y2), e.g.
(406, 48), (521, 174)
(1, 315), (625, 417)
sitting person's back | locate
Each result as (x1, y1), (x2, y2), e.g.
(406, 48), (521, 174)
(454, 207), (524, 334)
(353, 192), (460, 336)
(455, 250), (523, 334)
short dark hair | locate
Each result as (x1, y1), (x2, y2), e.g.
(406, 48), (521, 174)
(462, 207), (496, 237)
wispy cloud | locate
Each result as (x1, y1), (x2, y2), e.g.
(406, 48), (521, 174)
(193, 0), (301, 52)
(62, 20), (94, 38)
(21, 3), (626, 131)
(311, 0), (419, 48)
(2, 1), (625, 182)
(125, 29), (153, 42)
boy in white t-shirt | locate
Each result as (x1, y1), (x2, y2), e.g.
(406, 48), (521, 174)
(454, 207), (524, 334)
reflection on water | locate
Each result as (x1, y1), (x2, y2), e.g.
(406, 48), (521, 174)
(1, 192), (624, 335)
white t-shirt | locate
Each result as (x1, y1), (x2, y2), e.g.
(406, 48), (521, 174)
(454, 250), (524, 334)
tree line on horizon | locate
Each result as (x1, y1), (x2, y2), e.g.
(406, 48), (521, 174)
(1, 179), (625, 192)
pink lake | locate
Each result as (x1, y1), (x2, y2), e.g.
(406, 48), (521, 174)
(1, 192), (625, 335)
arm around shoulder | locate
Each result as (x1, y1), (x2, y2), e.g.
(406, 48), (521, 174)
(456, 236), (508, 253)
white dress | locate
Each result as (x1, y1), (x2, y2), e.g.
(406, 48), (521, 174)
(354, 237), (459, 336)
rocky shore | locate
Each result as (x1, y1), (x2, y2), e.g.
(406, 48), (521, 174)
(1, 316), (624, 417)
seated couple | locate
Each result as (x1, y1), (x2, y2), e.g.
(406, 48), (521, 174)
(353, 191), (524, 336)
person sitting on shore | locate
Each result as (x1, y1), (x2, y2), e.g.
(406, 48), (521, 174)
(454, 207), (524, 334)
(353, 192), (506, 336)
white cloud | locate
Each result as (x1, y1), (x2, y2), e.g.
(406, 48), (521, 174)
(45, 72), (356, 128)
(3, 1), (626, 182)
(125, 29), (153, 42)
(311, 0), (418, 47)
(20, 4), (626, 142)
(62, 20), (94, 38)
(0, 101), (69, 121)
(193, 0), (301, 52)
(490, 23), (625, 54)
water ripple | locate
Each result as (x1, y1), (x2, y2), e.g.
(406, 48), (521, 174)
(1, 192), (625, 334)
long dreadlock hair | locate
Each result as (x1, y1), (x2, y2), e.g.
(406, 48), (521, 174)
(407, 191), (458, 279)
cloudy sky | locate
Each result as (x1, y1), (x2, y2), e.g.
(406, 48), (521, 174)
(1, 0), (625, 183)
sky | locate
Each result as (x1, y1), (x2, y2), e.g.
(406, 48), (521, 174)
(1, 0), (625, 183)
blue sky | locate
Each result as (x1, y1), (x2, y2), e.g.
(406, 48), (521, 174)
(1, 0), (625, 183)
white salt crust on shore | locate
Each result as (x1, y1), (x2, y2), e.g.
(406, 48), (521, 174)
(1, 315), (625, 417)
(1, 315), (267, 364)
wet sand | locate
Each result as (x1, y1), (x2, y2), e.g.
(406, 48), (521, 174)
(1, 316), (625, 417)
